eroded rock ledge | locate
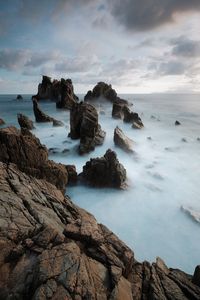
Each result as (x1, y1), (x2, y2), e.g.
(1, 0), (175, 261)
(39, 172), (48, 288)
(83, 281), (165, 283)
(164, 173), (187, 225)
(0, 162), (200, 299)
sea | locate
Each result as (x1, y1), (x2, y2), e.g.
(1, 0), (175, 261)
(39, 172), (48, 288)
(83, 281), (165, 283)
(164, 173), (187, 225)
(0, 93), (200, 274)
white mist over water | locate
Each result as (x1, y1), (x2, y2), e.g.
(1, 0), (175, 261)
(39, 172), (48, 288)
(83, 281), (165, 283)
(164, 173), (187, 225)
(1, 94), (200, 274)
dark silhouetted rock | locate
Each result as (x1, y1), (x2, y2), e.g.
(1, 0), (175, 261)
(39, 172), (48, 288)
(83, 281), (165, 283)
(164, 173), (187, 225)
(66, 165), (77, 184)
(193, 266), (200, 287)
(56, 78), (78, 109)
(69, 102), (106, 154)
(123, 106), (144, 129)
(52, 119), (64, 127)
(16, 94), (23, 100)
(0, 126), (68, 192)
(175, 120), (181, 125)
(32, 98), (54, 122)
(0, 162), (200, 299)
(114, 126), (134, 153)
(17, 113), (35, 130)
(0, 118), (5, 126)
(80, 149), (127, 188)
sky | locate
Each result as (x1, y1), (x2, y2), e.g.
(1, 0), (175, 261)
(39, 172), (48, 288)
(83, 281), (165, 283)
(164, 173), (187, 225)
(0, 0), (200, 94)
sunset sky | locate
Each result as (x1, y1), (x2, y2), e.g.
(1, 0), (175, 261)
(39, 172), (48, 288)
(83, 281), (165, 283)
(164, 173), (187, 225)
(0, 0), (200, 94)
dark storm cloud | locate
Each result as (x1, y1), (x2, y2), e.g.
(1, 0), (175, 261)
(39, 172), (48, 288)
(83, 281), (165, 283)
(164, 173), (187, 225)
(108, 0), (200, 30)
(170, 37), (200, 57)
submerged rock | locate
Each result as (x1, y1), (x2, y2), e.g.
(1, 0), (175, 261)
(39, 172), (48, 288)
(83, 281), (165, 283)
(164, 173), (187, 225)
(181, 206), (200, 223)
(32, 98), (54, 122)
(114, 126), (134, 153)
(52, 119), (64, 127)
(80, 149), (127, 188)
(0, 126), (68, 192)
(17, 113), (35, 130)
(69, 101), (106, 154)
(0, 163), (200, 299)
(0, 118), (5, 126)
(175, 120), (181, 125)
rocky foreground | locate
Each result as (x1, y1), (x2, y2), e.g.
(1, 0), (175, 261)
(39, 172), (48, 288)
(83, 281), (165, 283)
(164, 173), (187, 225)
(0, 161), (200, 299)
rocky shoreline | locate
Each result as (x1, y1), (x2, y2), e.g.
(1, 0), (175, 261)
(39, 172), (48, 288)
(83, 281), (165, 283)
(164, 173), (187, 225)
(0, 77), (200, 299)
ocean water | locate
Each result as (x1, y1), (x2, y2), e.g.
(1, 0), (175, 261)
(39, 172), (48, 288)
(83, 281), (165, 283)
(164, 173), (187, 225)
(0, 93), (200, 274)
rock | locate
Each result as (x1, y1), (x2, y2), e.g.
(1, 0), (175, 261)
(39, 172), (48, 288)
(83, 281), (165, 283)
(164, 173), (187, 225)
(62, 148), (70, 153)
(175, 120), (181, 125)
(32, 98), (54, 122)
(193, 266), (200, 287)
(181, 138), (187, 142)
(0, 162), (200, 299)
(0, 126), (68, 192)
(16, 94), (23, 100)
(34, 76), (78, 104)
(197, 137), (200, 142)
(17, 113), (35, 130)
(66, 165), (77, 184)
(112, 101), (125, 119)
(0, 118), (5, 126)
(80, 149), (127, 188)
(114, 126), (134, 153)
(52, 119), (64, 127)
(69, 102), (106, 154)
(147, 136), (152, 140)
(181, 206), (200, 223)
(56, 78), (78, 109)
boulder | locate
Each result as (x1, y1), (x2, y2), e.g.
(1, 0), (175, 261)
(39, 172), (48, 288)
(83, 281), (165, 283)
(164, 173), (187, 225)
(0, 118), (5, 126)
(175, 120), (181, 125)
(114, 126), (134, 153)
(0, 126), (68, 192)
(69, 102), (106, 154)
(80, 149), (127, 188)
(32, 98), (54, 122)
(56, 78), (78, 109)
(0, 162), (200, 299)
(17, 113), (35, 130)
(52, 119), (64, 127)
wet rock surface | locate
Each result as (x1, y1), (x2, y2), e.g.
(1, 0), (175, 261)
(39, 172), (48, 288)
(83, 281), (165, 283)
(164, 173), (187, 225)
(69, 101), (105, 154)
(17, 113), (35, 130)
(80, 149), (127, 188)
(114, 126), (134, 153)
(33, 98), (54, 122)
(0, 162), (200, 299)
(0, 126), (68, 192)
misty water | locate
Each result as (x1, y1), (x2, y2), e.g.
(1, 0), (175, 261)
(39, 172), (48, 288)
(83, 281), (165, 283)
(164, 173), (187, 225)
(1, 94), (200, 274)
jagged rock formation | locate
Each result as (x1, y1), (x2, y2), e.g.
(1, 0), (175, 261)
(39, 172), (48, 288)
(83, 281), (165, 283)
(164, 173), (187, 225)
(84, 82), (129, 105)
(114, 127), (134, 153)
(32, 98), (54, 122)
(112, 101), (126, 119)
(80, 149), (127, 188)
(69, 102), (106, 154)
(34, 76), (78, 106)
(0, 126), (68, 192)
(175, 120), (181, 126)
(0, 162), (200, 299)
(56, 78), (79, 109)
(17, 113), (35, 130)
(0, 118), (5, 126)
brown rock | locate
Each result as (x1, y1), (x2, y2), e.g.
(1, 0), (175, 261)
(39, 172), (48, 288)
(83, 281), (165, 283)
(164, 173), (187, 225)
(17, 113), (35, 130)
(32, 98), (54, 122)
(114, 126), (134, 153)
(0, 118), (5, 126)
(80, 149), (127, 188)
(66, 165), (77, 184)
(56, 78), (78, 109)
(69, 102), (106, 154)
(0, 126), (68, 192)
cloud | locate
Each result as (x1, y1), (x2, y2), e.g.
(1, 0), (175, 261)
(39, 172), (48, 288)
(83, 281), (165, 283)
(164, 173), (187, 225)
(108, 0), (200, 31)
(170, 36), (200, 57)
(55, 55), (99, 73)
(158, 61), (186, 75)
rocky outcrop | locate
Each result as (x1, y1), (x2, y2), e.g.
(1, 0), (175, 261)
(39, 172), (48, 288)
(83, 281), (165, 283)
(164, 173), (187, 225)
(175, 120), (181, 125)
(16, 94), (23, 100)
(17, 114), (35, 130)
(69, 101), (106, 154)
(114, 126), (134, 153)
(0, 126), (68, 192)
(32, 98), (54, 122)
(0, 162), (200, 299)
(84, 82), (129, 105)
(80, 149), (127, 188)
(112, 101), (125, 119)
(0, 118), (5, 126)
(34, 76), (78, 105)
(56, 78), (78, 109)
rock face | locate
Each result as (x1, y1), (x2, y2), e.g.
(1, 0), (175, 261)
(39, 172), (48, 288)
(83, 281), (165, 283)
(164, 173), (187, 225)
(0, 162), (200, 299)
(80, 149), (127, 188)
(114, 126), (134, 153)
(69, 102), (106, 154)
(35, 76), (78, 106)
(56, 78), (78, 109)
(17, 113), (35, 130)
(0, 126), (68, 192)
(0, 118), (5, 126)
(84, 82), (129, 105)
(32, 98), (54, 122)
